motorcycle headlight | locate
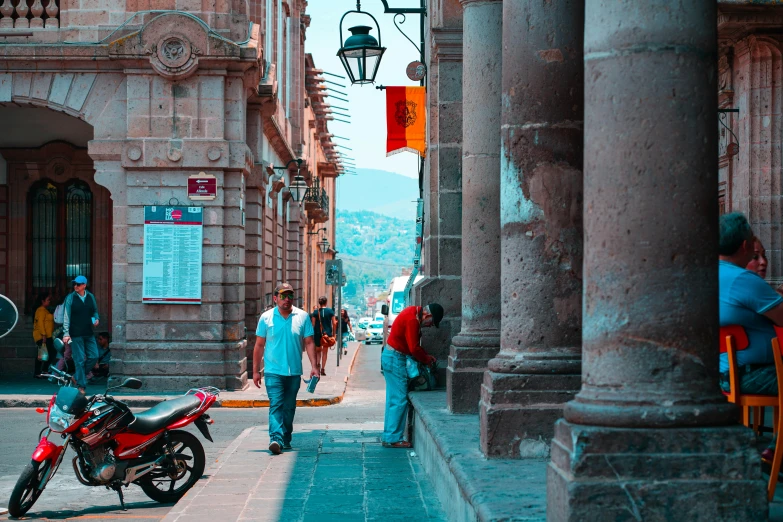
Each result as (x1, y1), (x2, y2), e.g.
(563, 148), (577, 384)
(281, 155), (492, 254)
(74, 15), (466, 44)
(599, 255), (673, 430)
(49, 403), (76, 432)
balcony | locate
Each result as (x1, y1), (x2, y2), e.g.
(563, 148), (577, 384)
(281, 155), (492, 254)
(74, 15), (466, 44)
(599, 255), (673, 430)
(0, 0), (60, 30)
(304, 187), (329, 223)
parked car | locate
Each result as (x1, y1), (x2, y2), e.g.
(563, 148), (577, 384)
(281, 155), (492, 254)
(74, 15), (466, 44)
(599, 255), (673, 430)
(357, 317), (371, 330)
(364, 321), (384, 345)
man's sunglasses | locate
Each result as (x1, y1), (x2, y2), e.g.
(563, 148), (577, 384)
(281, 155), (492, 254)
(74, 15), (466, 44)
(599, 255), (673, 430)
(278, 293), (295, 300)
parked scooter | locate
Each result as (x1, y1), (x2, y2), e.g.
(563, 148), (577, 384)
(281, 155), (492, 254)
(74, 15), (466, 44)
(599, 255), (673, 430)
(8, 365), (219, 517)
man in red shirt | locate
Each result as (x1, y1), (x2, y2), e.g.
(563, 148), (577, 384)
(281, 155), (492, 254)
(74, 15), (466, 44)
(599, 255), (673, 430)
(382, 303), (443, 448)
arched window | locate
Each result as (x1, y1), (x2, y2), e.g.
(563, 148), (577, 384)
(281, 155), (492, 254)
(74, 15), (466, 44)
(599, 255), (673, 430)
(30, 182), (57, 290)
(28, 179), (92, 306)
(65, 181), (92, 282)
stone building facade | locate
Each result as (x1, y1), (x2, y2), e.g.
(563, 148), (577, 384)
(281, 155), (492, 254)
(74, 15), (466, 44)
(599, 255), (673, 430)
(0, 1), (341, 391)
(412, 0), (777, 519)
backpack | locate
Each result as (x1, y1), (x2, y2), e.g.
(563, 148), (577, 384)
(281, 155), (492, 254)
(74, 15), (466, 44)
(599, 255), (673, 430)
(53, 303), (64, 324)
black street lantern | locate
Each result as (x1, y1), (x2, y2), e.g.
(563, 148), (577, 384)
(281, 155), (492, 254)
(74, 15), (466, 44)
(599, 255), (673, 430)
(337, 9), (385, 85)
(289, 175), (308, 203)
(318, 237), (331, 254)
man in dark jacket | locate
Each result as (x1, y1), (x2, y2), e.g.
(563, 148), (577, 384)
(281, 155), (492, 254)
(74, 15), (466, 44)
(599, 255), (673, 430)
(62, 275), (100, 391)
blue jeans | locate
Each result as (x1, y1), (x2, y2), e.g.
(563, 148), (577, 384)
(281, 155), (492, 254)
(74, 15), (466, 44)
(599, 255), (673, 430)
(382, 348), (409, 444)
(265, 374), (301, 446)
(70, 336), (99, 389)
(720, 365), (777, 395)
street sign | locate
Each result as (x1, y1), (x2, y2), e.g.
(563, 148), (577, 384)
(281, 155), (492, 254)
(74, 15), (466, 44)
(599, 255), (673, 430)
(0, 294), (19, 339)
(188, 173), (217, 200)
(367, 296), (377, 307)
(326, 259), (343, 286)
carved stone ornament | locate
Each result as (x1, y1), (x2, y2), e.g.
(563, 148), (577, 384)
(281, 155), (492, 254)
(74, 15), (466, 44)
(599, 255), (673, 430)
(207, 147), (222, 161)
(167, 148), (183, 162)
(45, 158), (71, 179)
(127, 146), (142, 161)
(150, 33), (199, 80)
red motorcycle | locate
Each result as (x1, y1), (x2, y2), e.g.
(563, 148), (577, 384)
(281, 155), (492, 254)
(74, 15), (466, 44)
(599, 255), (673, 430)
(8, 365), (219, 517)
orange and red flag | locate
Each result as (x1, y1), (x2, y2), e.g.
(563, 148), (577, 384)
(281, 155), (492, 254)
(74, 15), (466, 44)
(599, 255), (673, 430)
(386, 86), (426, 158)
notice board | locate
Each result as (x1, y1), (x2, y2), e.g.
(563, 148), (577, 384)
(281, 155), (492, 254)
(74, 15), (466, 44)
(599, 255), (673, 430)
(142, 206), (203, 304)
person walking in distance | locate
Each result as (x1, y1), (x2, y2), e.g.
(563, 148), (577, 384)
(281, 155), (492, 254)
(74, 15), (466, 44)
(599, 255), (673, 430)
(253, 283), (320, 455)
(382, 303), (443, 448)
(310, 296), (337, 376)
(62, 275), (100, 393)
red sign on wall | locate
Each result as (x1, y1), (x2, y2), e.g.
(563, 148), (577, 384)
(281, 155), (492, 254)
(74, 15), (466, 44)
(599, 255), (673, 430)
(188, 173), (217, 200)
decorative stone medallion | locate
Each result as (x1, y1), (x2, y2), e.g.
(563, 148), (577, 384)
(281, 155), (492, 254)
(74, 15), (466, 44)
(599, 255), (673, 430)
(127, 146), (142, 161)
(149, 33), (201, 80)
(158, 37), (190, 69)
(207, 147), (222, 161)
(167, 149), (183, 162)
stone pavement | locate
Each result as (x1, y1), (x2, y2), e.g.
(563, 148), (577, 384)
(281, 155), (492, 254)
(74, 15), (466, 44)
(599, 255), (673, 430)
(162, 424), (448, 522)
(0, 342), (360, 408)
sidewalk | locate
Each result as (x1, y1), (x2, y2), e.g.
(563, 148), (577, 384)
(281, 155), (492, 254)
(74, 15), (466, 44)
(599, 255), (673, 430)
(161, 343), (448, 522)
(0, 342), (361, 408)
(162, 424), (448, 522)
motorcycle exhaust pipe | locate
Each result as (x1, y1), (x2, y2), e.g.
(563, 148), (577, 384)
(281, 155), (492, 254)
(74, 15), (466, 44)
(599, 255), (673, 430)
(72, 456), (93, 486)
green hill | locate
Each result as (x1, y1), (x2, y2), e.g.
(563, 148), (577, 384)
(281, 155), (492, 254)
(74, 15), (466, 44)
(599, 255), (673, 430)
(336, 209), (416, 307)
(335, 168), (420, 222)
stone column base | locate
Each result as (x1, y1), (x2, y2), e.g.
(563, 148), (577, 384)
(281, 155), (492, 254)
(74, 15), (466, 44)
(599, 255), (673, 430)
(479, 372), (579, 458)
(447, 334), (500, 413)
(547, 420), (767, 522)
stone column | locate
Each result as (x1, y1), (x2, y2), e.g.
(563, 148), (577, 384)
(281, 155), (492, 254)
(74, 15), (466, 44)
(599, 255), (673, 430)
(412, 10), (463, 376)
(479, 0), (583, 459)
(547, 1), (766, 519)
(447, 0), (502, 414)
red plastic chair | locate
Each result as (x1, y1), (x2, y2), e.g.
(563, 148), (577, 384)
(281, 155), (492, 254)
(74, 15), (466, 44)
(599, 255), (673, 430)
(720, 325), (783, 500)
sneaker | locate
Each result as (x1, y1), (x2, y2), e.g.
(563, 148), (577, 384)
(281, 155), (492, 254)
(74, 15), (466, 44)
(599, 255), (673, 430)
(762, 447), (775, 464)
(283, 442), (292, 450)
(382, 441), (412, 449)
(269, 441), (282, 455)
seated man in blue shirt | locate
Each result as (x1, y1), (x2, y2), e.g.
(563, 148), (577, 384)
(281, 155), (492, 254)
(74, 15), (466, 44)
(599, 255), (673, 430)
(719, 212), (783, 395)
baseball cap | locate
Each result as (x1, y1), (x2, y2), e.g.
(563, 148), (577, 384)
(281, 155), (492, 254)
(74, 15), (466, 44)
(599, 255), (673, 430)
(274, 283), (294, 294)
(427, 303), (444, 328)
(72, 275), (88, 285)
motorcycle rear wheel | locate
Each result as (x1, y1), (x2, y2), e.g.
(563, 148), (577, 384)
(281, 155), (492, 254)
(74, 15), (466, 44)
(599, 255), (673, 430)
(8, 459), (51, 517)
(138, 430), (205, 503)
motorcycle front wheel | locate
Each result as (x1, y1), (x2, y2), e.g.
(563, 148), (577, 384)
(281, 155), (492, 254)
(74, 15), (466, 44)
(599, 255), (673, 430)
(8, 459), (51, 517)
(138, 430), (205, 503)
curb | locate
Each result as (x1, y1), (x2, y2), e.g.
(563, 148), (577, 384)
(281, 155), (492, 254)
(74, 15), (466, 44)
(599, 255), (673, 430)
(220, 344), (362, 408)
(0, 345), (363, 409)
(161, 426), (257, 522)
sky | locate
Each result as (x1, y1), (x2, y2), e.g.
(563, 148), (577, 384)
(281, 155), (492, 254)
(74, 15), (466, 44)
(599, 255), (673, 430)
(304, 0), (423, 180)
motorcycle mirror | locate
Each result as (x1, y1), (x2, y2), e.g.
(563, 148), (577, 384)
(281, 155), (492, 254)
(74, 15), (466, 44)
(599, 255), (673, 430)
(381, 304), (389, 316)
(121, 378), (143, 390)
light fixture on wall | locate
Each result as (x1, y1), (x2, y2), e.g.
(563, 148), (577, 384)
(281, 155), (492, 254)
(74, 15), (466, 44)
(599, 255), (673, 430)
(318, 237), (331, 254)
(289, 175), (308, 203)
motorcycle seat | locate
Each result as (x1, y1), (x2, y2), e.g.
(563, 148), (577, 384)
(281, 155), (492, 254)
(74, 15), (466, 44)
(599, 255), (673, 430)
(129, 395), (202, 435)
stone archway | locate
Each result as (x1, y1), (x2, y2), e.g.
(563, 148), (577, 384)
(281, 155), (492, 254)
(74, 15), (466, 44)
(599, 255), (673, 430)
(0, 72), (125, 377)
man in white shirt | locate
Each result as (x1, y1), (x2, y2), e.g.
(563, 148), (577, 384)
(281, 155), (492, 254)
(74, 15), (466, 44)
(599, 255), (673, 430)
(253, 283), (319, 454)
